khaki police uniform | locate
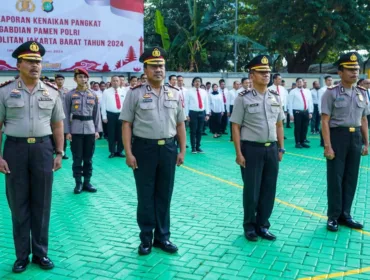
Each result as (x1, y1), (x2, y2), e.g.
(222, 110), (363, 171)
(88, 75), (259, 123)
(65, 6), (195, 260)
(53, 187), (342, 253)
(120, 83), (185, 244)
(230, 88), (285, 232)
(64, 86), (102, 187)
(321, 84), (369, 221)
(0, 78), (64, 260)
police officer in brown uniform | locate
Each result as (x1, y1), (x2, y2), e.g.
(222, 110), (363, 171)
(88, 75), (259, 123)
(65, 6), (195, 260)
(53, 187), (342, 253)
(321, 52), (369, 232)
(121, 47), (186, 255)
(0, 41), (65, 272)
(65, 68), (102, 194)
(55, 73), (69, 159)
(230, 55), (285, 242)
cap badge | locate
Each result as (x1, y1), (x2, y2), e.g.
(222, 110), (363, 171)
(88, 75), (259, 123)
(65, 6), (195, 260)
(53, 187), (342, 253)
(350, 54), (357, 62)
(30, 42), (39, 52)
(261, 56), (269, 65)
(152, 48), (161, 57)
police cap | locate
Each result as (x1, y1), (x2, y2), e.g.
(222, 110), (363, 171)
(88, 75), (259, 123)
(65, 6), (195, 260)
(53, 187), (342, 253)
(12, 41), (45, 61)
(139, 47), (166, 65)
(334, 52), (361, 70)
(246, 55), (272, 72)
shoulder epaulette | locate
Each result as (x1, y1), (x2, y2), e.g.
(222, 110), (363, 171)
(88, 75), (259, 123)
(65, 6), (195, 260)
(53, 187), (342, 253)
(328, 84), (339, 90)
(132, 84), (144, 90)
(0, 80), (14, 88)
(239, 89), (251, 96)
(357, 85), (366, 91)
(268, 89), (278, 95)
(43, 81), (58, 91)
(168, 85), (179, 91)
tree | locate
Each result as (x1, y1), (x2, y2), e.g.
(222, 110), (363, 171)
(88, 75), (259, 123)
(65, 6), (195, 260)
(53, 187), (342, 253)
(240, 0), (370, 73)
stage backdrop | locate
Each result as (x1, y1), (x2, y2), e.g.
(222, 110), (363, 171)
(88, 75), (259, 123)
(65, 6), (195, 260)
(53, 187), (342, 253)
(0, 0), (144, 73)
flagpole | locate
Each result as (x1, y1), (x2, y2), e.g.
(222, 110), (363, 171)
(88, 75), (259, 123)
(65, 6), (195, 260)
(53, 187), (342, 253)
(234, 0), (238, 72)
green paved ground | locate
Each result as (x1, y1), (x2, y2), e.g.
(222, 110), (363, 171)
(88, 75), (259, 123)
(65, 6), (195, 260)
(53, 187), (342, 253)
(1, 126), (370, 280)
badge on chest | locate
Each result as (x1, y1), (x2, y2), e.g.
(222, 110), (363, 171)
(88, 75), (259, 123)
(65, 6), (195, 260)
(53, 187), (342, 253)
(142, 93), (153, 103)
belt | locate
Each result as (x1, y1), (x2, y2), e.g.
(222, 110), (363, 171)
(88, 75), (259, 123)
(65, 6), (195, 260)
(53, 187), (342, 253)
(133, 136), (174, 146)
(107, 111), (121, 115)
(330, 127), (360, 133)
(293, 109), (308, 113)
(6, 136), (50, 144)
(242, 140), (276, 147)
(72, 115), (93, 121)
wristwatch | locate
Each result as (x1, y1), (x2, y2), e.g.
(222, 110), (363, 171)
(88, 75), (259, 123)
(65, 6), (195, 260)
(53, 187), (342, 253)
(278, 148), (286, 154)
(56, 151), (64, 157)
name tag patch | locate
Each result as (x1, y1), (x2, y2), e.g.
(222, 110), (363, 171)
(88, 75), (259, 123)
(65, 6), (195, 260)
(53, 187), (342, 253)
(38, 97), (53, 101)
(10, 93), (21, 98)
(336, 97), (345, 101)
(142, 99), (153, 103)
(249, 103), (259, 107)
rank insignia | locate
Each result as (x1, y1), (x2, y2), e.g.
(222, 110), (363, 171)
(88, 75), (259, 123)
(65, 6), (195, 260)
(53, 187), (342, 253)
(42, 90), (49, 96)
(143, 93), (151, 99)
(146, 85), (152, 92)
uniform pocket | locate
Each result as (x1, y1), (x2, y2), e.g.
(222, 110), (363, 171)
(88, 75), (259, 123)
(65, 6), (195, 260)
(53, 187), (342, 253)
(247, 104), (262, 113)
(139, 102), (156, 110)
(38, 101), (54, 120)
(6, 98), (25, 119)
(164, 100), (178, 109)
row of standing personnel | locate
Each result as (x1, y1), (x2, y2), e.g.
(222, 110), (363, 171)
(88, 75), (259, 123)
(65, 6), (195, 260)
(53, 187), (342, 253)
(0, 41), (368, 273)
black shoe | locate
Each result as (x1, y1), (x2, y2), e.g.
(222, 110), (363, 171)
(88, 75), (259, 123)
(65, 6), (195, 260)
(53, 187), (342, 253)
(186, 145), (189, 148)
(108, 153), (115, 158)
(244, 230), (258, 242)
(74, 182), (83, 194)
(62, 155), (69, 160)
(286, 126), (292, 128)
(196, 148), (205, 154)
(295, 143), (303, 148)
(12, 258), (29, 273)
(191, 148), (197, 154)
(257, 228), (276, 241)
(153, 240), (178, 253)
(327, 219), (338, 232)
(202, 132), (208, 136)
(138, 242), (152, 255)
(338, 218), (363, 229)
(83, 182), (97, 193)
(32, 256), (54, 270)
(301, 143), (310, 148)
(115, 152), (126, 158)
(304, 139), (310, 143)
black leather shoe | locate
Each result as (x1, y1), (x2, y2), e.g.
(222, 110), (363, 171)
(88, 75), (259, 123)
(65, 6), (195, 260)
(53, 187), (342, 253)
(244, 230), (258, 241)
(83, 183), (97, 193)
(62, 155), (69, 160)
(196, 149), (205, 154)
(153, 240), (178, 253)
(115, 152), (126, 158)
(257, 228), (276, 241)
(12, 258), (29, 273)
(74, 182), (83, 194)
(304, 139), (310, 143)
(138, 242), (152, 255)
(301, 143), (310, 148)
(108, 153), (115, 158)
(191, 148), (197, 154)
(295, 143), (303, 148)
(338, 218), (363, 229)
(32, 256), (54, 270)
(327, 219), (338, 232)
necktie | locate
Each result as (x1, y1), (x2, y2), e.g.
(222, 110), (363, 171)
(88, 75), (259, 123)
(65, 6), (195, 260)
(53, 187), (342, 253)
(300, 89), (307, 110)
(277, 86), (280, 95)
(197, 88), (203, 109)
(222, 89), (226, 103)
(115, 89), (121, 110)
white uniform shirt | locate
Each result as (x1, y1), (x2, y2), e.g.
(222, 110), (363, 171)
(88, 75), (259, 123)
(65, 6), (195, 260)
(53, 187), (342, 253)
(209, 92), (225, 113)
(186, 87), (210, 116)
(268, 84), (288, 109)
(101, 87), (126, 120)
(288, 87), (314, 116)
(318, 86), (327, 114)
(310, 88), (320, 105)
(178, 86), (188, 118)
(227, 89), (237, 111)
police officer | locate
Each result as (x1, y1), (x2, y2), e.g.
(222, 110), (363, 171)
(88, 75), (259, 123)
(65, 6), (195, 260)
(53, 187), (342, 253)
(120, 47), (186, 255)
(65, 68), (102, 194)
(55, 73), (69, 159)
(230, 55), (285, 242)
(0, 41), (65, 272)
(321, 52), (369, 232)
